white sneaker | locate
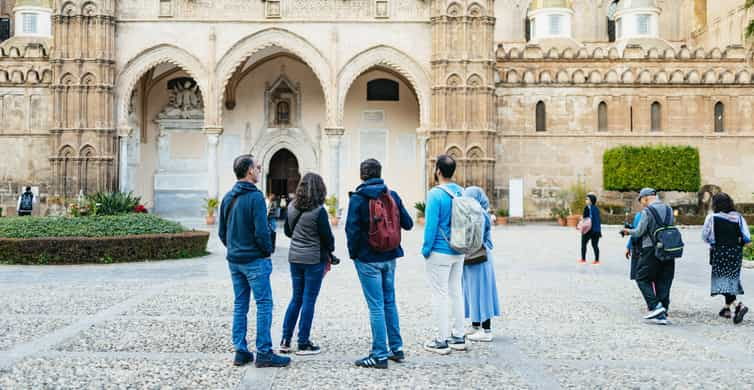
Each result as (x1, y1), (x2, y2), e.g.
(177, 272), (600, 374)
(468, 330), (493, 342)
(464, 326), (480, 336)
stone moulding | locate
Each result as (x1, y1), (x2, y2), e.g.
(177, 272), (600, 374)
(495, 44), (748, 62)
(499, 67), (754, 86)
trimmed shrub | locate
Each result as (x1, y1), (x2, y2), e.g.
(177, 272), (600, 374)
(603, 146), (701, 192)
(0, 214), (185, 238)
(0, 232), (209, 265)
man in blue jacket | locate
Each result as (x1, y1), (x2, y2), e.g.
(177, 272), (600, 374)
(346, 158), (413, 369)
(219, 154), (290, 368)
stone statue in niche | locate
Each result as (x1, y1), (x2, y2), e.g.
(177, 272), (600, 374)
(158, 77), (204, 120)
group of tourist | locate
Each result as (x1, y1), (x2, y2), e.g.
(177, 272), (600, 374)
(218, 154), (500, 369)
(218, 152), (751, 370)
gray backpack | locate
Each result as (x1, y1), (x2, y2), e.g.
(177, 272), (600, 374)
(438, 185), (484, 255)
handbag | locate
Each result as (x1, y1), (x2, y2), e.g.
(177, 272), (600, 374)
(464, 246), (487, 266)
(577, 206), (592, 235)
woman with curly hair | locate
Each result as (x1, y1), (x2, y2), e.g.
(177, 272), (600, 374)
(279, 173), (334, 355)
(702, 192), (752, 324)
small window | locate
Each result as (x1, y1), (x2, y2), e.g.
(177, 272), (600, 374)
(607, 0), (619, 42)
(549, 15), (562, 35)
(22, 13), (37, 34)
(598, 102), (608, 131)
(637, 14), (650, 35)
(525, 15), (531, 41)
(714, 102), (724, 132)
(276, 101), (290, 125)
(367, 79), (399, 101)
(651, 101), (662, 131)
(536, 101), (546, 132)
(0, 18), (10, 43)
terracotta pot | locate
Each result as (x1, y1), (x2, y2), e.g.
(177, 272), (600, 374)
(417, 216), (425, 226)
(566, 215), (580, 227)
(330, 216), (339, 227)
(557, 217), (567, 226)
(498, 217), (508, 225)
(205, 215), (216, 225)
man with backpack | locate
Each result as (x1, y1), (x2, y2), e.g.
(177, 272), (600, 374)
(218, 154), (290, 368)
(17, 186), (34, 216)
(421, 155), (484, 354)
(346, 158), (413, 369)
(622, 188), (684, 325)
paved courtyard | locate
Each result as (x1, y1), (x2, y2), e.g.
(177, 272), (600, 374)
(1, 224), (754, 389)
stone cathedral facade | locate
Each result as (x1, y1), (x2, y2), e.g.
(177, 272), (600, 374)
(0, 0), (753, 218)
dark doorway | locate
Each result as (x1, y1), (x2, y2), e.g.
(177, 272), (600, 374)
(267, 149), (300, 199)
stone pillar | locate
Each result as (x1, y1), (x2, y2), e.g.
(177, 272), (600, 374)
(324, 127), (345, 203)
(205, 126), (222, 199)
(118, 127), (132, 192)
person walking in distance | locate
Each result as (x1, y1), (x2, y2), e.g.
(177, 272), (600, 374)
(702, 193), (751, 324)
(279, 173), (334, 356)
(578, 193), (602, 265)
(17, 186), (34, 216)
(218, 154), (290, 368)
(622, 188), (680, 325)
(461, 187), (501, 342)
(346, 159), (413, 369)
(422, 155), (467, 354)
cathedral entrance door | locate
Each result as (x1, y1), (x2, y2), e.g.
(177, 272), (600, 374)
(267, 149), (300, 215)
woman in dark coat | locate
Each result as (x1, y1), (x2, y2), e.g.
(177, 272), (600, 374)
(579, 193), (602, 265)
(702, 193), (752, 324)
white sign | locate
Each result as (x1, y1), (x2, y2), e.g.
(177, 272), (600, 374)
(509, 178), (524, 218)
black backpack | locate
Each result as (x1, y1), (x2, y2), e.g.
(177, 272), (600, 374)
(20, 192), (33, 211)
(646, 206), (684, 262)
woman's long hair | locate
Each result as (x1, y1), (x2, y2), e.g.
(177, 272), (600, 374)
(294, 173), (327, 211)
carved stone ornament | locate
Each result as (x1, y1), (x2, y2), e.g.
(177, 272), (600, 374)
(158, 77), (204, 120)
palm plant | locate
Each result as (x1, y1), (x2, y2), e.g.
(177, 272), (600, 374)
(747, 0), (754, 38)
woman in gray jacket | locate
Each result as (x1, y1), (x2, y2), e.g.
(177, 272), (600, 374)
(279, 173), (334, 355)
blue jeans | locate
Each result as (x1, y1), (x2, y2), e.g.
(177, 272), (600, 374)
(228, 259), (273, 354)
(354, 259), (402, 359)
(282, 261), (326, 346)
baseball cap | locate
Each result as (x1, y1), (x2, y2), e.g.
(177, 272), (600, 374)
(637, 188), (657, 201)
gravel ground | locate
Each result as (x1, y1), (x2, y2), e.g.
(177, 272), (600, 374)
(1, 225), (754, 389)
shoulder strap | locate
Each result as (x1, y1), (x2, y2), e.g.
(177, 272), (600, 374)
(646, 206), (667, 228)
(438, 185), (457, 199)
(289, 207), (304, 234)
(225, 194), (241, 233)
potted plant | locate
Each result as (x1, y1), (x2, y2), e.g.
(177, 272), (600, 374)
(414, 201), (426, 225)
(203, 198), (219, 225)
(567, 182), (588, 228)
(550, 207), (569, 226)
(325, 196), (339, 226)
(496, 208), (509, 225)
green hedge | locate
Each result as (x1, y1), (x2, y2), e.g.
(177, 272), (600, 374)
(0, 214), (186, 238)
(0, 232), (209, 265)
(747, 228), (754, 261)
(603, 146), (701, 192)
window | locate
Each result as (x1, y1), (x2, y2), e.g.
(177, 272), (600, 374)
(714, 102), (725, 132)
(276, 101), (290, 125)
(0, 18), (10, 43)
(549, 15), (562, 35)
(598, 102), (608, 131)
(536, 101), (546, 132)
(367, 79), (399, 101)
(22, 13), (37, 34)
(525, 15), (531, 41)
(637, 14), (651, 35)
(651, 102), (662, 131)
(607, 0), (619, 42)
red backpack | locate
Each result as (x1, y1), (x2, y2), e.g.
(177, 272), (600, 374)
(367, 190), (401, 252)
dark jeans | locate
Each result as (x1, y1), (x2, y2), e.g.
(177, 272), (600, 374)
(354, 259), (402, 360)
(228, 259), (273, 354)
(18, 210), (31, 216)
(472, 319), (491, 330)
(581, 231), (601, 261)
(635, 248), (675, 311)
(282, 261), (326, 346)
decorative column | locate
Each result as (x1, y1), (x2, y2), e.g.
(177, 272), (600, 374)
(205, 126), (223, 199)
(117, 127), (132, 192)
(324, 127), (345, 202)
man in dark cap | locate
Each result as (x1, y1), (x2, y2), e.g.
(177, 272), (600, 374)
(622, 188), (676, 325)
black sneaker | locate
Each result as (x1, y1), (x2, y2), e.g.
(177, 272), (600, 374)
(424, 339), (451, 355)
(295, 341), (321, 356)
(719, 307), (732, 319)
(279, 339), (292, 354)
(355, 355), (388, 369)
(734, 303), (749, 325)
(255, 352), (291, 368)
(447, 335), (467, 351)
(388, 350), (405, 363)
(233, 351), (254, 366)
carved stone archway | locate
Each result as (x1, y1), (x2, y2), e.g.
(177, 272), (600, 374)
(114, 44), (209, 130)
(337, 45), (431, 129)
(215, 28), (334, 126)
(250, 129), (319, 196)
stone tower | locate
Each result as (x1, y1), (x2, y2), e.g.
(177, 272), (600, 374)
(429, 0), (496, 196)
(49, 0), (116, 198)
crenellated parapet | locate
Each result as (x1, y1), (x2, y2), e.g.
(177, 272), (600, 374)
(496, 43), (753, 86)
(0, 39), (52, 85)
